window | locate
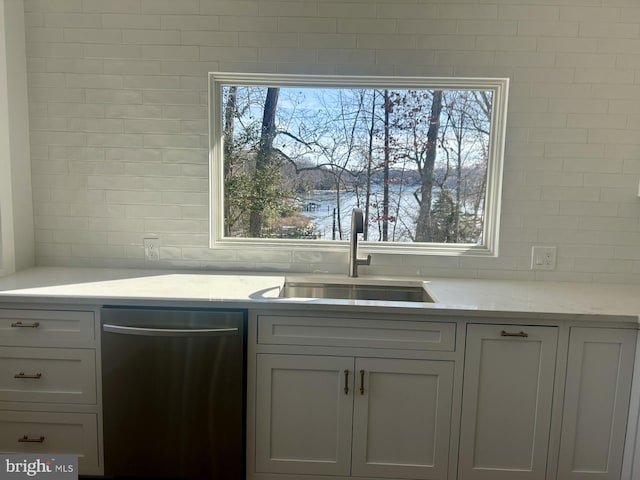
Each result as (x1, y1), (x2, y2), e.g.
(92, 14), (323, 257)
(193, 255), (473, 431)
(209, 73), (508, 256)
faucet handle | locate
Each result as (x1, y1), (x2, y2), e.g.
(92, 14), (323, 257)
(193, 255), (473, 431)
(357, 254), (372, 266)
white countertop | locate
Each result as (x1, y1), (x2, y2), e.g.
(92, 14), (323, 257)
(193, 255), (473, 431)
(0, 267), (638, 324)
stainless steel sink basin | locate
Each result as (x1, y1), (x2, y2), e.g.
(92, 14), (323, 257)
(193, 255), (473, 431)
(280, 281), (435, 303)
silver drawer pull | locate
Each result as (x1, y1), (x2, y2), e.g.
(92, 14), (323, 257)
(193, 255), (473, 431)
(14, 372), (42, 379)
(501, 330), (529, 338)
(18, 435), (45, 443)
(10, 321), (40, 328)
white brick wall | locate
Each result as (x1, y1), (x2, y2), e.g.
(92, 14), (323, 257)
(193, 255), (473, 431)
(21, 0), (640, 283)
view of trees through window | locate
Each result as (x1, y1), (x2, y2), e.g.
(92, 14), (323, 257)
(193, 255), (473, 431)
(220, 82), (494, 244)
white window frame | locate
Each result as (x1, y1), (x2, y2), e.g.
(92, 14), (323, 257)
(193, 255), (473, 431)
(209, 72), (509, 257)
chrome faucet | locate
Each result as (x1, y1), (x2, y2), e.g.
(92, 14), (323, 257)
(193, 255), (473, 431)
(348, 208), (371, 277)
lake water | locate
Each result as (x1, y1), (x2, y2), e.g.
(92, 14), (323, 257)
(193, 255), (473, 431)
(299, 185), (421, 242)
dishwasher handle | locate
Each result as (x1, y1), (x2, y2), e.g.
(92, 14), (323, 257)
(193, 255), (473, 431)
(103, 324), (239, 337)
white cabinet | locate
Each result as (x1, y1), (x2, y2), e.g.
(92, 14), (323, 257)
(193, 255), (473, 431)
(255, 354), (354, 476)
(249, 311), (637, 480)
(0, 307), (101, 476)
(255, 354), (453, 480)
(251, 311), (456, 480)
(458, 324), (558, 480)
(351, 357), (453, 480)
(557, 327), (636, 480)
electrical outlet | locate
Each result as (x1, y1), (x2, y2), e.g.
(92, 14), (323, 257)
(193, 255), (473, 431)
(143, 237), (160, 261)
(531, 246), (556, 271)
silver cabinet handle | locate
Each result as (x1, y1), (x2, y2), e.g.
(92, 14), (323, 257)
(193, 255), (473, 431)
(18, 435), (45, 443)
(501, 330), (529, 338)
(14, 372), (42, 379)
(11, 321), (40, 328)
(103, 324), (239, 337)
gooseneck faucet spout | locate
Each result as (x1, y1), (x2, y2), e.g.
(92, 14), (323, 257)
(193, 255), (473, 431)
(349, 208), (372, 277)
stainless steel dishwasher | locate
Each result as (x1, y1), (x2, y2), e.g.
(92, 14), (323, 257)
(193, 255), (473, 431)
(101, 306), (246, 480)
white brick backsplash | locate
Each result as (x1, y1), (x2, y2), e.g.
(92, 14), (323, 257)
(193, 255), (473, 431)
(102, 14), (160, 29)
(17, 0), (640, 283)
(124, 119), (181, 134)
(41, 58), (103, 74)
(44, 13), (100, 27)
(87, 133), (143, 147)
(376, 4), (439, 20)
(560, 6), (619, 22)
(144, 219), (206, 233)
(68, 118), (123, 133)
(69, 160), (124, 175)
(581, 22), (639, 39)
(162, 105), (207, 119)
(567, 113), (626, 129)
(126, 205), (182, 219)
(183, 31), (239, 47)
(84, 44), (142, 59)
(105, 104), (164, 119)
(200, 1), (258, 17)
(63, 28), (121, 44)
(105, 190), (161, 205)
(538, 37), (597, 53)
(162, 15), (220, 31)
(219, 16), (274, 32)
(125, 162), (181, 177)
(584, 173), (637, 188)
(26, 42), (84, 58)
(143, 134), (201, 148)
(123, 29), (181, 45)
(623, 159), (640, 173)
(105, 147), (162, 162)
(318, 48), (375, 65)
(477, 36), (536, 52)
(81, 0), (140, 14)
(397, 19), (457, 35)
(142, 45), (199, 60)
(27, 27), (63, 43)
(49, 103), (105, 117)
(25, 0), (81, 13)
(356, 33), (416, 50)
(556, 52), (616, 68)
(259, 2), (317, 18)
(200, 46), (257, 62)
(141, 0), (199, 15)
(258, 47), (316, 63)
(498, 5), (559, 21)
(142, 90), (200, 105)
(338, 18), (396, 34)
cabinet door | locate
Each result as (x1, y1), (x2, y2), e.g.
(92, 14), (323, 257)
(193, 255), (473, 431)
(254, 354), (354, 476)
(352, 358), (453, 480)
(557, 327), (636, 480)
(459, 324), (558, 480)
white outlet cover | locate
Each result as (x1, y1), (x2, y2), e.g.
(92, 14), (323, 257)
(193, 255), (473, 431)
(531, 246), (557, 271)
(143, 237), (160, 261)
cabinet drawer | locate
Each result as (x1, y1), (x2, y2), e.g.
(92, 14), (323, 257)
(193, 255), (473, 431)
(0, 309), (95, 345)
(0, 347), (96, 404)
(258, 315), (456, 351)
(0, 410), (100, 476)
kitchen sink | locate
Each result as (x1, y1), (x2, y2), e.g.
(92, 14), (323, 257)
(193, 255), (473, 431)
(280, 280), (435, 303)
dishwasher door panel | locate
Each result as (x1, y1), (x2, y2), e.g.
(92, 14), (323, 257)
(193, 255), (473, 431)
(101, 307), (245, 480)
